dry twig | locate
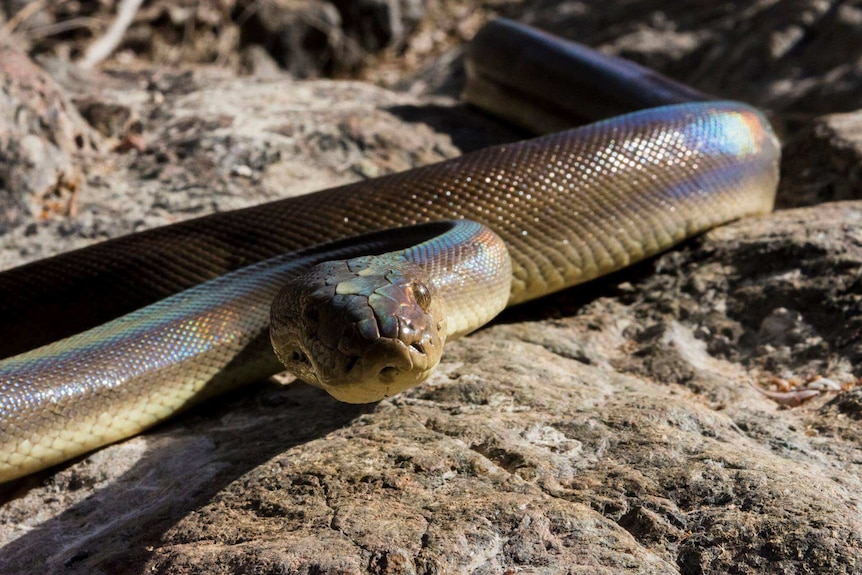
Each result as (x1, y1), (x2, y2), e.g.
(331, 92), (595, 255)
(80, 0), (144, 68)
(0, 0), (48, 40)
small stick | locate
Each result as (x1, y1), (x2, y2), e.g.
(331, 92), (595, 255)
(748, 381), (821, 407)
(0, 0), (48, 40)
(79, 0), (144, 69)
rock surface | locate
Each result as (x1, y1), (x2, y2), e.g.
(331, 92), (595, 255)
(1, 1), (862, 574)
(493, 0), (862, 115)
(0, 45), (95, 227)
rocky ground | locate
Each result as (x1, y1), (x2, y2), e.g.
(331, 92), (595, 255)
(0, 1), (861, 573)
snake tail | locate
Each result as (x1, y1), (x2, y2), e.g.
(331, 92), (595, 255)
(463, 18), (712, 134)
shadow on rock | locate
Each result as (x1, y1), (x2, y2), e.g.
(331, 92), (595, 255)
(385, 103), (525, 153)
(0, 379), (373, 574)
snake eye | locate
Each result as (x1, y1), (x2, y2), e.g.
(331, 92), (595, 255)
(412, 282), (431, 312)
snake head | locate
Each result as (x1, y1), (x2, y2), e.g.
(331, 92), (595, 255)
(270, 255), (447, 403)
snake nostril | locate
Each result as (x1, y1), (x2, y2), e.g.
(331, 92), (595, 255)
(410, 342), (425, 355)
(344, 356), (358, 372)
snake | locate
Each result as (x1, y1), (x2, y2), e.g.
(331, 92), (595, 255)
(0, 19), (781, 482)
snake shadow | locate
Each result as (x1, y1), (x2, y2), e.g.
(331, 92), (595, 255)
(492, 247), (674, 330)
(0, 377), (373, 574)
(385, 103), (528, 153)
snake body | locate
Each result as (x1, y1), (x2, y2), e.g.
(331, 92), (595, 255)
(0, 22), (781, 482)
(0, 221), (510, 479)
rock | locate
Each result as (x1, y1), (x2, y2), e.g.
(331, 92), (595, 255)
(238, 0), (427, 77)
(504, 0), (862, 114)
(0, 70), (508, 270)
(239, 0), (344, 77)
(0, 46), (95, 226)
(238, 44), (284, 78)
(332, 0), (425, 52)
(3, 0), (424, 77)
(74, 98), (133, 138)
(778, 110), (862, 208)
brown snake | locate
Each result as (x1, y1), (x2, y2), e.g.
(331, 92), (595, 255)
(0, 20), (780, 482)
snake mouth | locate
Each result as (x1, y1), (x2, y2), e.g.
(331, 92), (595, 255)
(319, 331), (442, 403)
(274, 318), (443, 403)
(275, 335), (439, 404)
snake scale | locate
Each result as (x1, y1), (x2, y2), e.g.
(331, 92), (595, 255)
(0, 20), (780, 482)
